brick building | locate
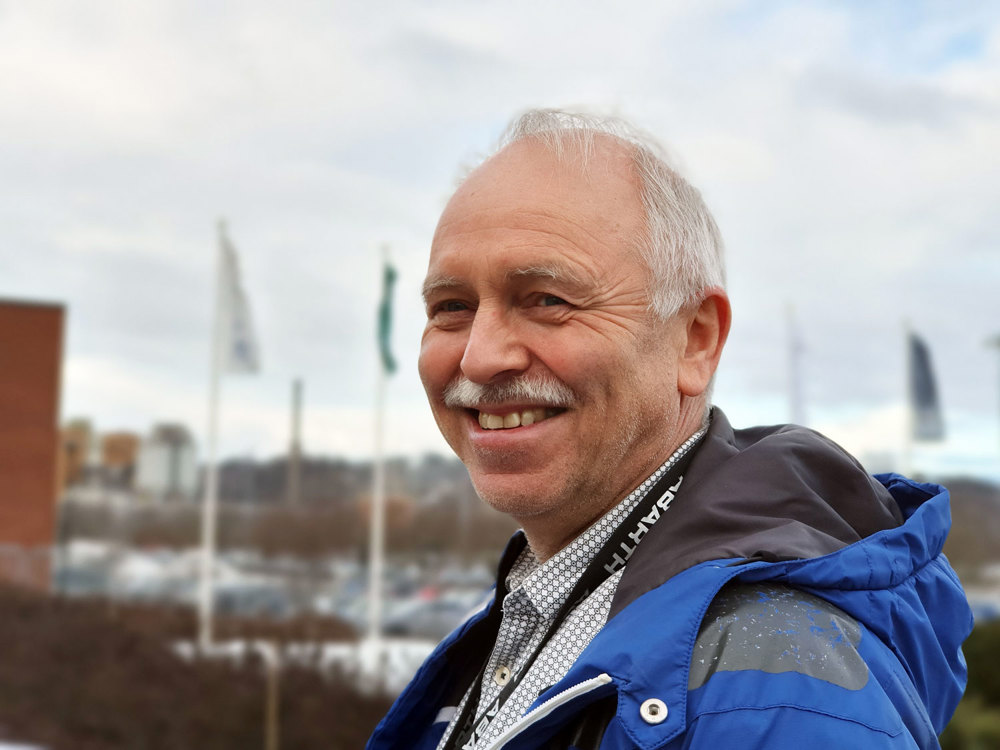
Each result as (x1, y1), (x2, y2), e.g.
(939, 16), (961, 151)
(0, 299), (64, 589)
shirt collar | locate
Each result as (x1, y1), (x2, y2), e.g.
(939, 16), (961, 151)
(501, 427), (708, 621)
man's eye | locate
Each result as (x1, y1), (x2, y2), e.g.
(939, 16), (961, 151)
(435, 300), (469, 313)
(539, 295), (568, 307)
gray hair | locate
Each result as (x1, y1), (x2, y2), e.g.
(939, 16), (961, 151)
(493, 108), (726, 320)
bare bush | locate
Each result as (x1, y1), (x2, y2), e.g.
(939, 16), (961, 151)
(0, 586), (391, 750)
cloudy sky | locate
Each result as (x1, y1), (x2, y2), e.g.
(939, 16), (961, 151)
(2, 0), (999, 480)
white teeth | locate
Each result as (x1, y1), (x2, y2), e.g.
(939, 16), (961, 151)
(477, 408), (555, 430)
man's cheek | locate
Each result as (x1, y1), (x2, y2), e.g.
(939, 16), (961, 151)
(417, 345), (444, 395)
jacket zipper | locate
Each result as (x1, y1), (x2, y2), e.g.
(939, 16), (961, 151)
(480, 673), (614, 750)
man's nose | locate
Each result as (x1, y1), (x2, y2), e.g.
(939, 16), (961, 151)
(460, 307), (531, 384)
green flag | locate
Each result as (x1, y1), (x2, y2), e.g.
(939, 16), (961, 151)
(378, 262), (397, 374)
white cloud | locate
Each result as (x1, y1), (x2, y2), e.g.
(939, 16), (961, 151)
(3, 0), (999, 481)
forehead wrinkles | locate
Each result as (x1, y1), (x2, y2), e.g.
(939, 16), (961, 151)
(436, 203), (634, 252)
(428, 209), (639, 283)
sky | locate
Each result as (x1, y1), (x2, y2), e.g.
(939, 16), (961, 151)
(2, 0), (999, 481)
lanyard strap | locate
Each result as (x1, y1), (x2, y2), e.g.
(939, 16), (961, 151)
(446, 431), (704, 750)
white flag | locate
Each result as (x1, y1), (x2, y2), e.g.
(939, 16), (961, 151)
(218, 225), (260, 373)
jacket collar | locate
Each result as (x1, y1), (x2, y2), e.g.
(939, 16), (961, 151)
(612, 408), (904, 617)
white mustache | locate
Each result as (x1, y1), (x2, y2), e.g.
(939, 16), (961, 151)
(443, 375), (576, 409)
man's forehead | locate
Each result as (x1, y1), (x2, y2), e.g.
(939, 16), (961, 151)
(438, 137), (640, 225)
(421, 134), (649, 309)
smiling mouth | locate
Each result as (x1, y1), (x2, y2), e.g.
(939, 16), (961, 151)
(474, 407), (565, 430)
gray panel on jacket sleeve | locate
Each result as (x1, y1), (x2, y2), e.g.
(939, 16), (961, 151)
(688, 583), (868, 691)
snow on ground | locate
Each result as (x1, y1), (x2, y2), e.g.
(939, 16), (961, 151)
(173, 637), (437, 696)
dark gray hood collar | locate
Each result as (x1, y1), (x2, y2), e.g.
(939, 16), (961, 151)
(611, 408), (904, 617)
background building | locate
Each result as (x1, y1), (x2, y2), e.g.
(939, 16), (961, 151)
(0, 298), (64, 589)
(60, 418), (96, 491)
(135, 423), (198, 503)
(101, 431), (140, 489)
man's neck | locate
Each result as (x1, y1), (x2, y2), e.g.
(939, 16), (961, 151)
(522, 403), (708, 562)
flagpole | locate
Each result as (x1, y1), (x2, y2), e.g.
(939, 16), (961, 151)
(987, 334), (1000, 454)
(787, 303), (805, 426)
(367, 246), (390, 645)
(902, 320), (913, 478)
(198, 220), (227, 651)
(286, 378), (303, 507)
(368, 354), (386, 643)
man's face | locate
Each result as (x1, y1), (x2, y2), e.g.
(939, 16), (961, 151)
(418, 138), (689, 536)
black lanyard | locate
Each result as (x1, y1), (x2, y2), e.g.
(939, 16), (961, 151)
(445, 432), (704, 750)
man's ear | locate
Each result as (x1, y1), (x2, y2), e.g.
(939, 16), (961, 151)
(677, 288), (731, 398)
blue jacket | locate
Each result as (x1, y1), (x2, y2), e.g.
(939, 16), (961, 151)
(368, 412), (972, 749)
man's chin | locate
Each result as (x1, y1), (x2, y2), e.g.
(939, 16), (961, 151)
(470, 476), (556, 520)
(472, 474), (571, 525)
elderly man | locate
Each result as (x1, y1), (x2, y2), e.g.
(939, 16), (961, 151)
(367, 110), (971, 750)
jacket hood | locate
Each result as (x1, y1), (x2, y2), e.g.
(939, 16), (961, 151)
(613, 408), (905, 614)
(582, 409), (970, 744)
